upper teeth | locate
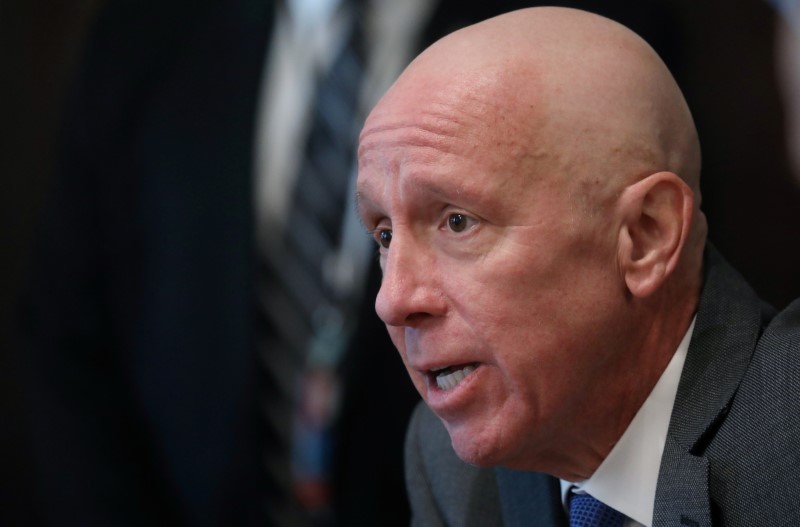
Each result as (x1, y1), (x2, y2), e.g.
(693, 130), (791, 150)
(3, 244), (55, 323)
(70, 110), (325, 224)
(435, 365), (476, 391)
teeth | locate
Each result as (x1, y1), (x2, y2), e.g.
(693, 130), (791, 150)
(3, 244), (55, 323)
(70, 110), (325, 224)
(435, 365), (476, 391)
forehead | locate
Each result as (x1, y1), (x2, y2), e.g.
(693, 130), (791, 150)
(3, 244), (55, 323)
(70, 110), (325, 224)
(361, 58), (534, 145)
(355, 47), (605, 234)
(357, 116), (524, 220)
(357, 74), (548, 208)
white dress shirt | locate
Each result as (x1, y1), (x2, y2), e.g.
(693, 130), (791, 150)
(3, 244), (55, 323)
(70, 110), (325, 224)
(561, 317), (696, 527)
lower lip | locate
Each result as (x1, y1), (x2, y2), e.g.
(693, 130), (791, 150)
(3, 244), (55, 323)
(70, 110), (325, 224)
(425, 364), (483, 416)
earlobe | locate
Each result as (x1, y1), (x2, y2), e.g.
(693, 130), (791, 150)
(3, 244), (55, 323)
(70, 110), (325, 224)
(617, 172), (694, 298)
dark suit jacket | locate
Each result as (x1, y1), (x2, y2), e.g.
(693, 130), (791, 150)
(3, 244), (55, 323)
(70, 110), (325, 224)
(405, 247), (800, 527)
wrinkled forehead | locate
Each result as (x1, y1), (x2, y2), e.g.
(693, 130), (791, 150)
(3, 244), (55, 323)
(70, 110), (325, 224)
(355, 66), (565, 228)
(358, 61), (541, 165)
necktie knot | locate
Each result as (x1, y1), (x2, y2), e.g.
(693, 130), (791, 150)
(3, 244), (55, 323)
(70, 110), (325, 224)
(569, 492), (626, 527)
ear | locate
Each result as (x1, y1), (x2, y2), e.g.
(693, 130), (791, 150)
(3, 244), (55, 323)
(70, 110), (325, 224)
(616, 172), (694, 298)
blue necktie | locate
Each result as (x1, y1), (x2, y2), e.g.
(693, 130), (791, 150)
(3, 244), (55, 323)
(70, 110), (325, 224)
(569, 492), (626, 527)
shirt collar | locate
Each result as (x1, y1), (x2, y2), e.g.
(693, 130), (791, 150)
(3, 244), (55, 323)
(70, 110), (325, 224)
(560, 316), (695, 527)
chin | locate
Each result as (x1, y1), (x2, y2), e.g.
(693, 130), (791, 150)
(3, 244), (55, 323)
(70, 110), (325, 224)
(445, 410), (546, 471)
(446, 423), (510, 468)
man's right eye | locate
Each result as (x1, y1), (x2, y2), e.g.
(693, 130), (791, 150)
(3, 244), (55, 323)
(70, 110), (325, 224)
(378, 229), (392, 248)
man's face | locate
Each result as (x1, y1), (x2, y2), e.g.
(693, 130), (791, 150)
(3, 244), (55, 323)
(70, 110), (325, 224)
(356, 75), (629, 471)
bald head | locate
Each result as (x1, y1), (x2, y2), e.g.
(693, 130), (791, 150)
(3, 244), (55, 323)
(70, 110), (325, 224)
(362, 7), (701, 207)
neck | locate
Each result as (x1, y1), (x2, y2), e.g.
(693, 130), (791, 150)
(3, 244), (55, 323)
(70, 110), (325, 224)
(552, 288), (699, 481)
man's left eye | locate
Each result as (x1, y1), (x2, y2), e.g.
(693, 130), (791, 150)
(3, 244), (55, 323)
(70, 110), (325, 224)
(448, 213), (471, 233)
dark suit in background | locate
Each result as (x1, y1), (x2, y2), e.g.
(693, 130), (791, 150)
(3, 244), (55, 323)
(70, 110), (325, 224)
(404, 247), (800, 527)
(22, 1), (275, 524)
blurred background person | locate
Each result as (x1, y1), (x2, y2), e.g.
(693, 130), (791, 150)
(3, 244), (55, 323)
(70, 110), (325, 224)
(1, 0), (799, 526)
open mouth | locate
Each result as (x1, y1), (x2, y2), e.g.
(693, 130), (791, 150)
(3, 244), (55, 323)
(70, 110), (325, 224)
(430, 363), (479, 391)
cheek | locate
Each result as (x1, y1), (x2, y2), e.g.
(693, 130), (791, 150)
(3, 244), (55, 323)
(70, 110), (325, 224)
(452, 245), (588, 388)
(470, 248), (623, 398)
(452, 249), (555, 339)
(468, 232), (602, 332)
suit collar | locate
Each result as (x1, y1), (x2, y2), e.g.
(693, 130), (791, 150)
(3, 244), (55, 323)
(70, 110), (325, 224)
(653, 245), (769, 527)
(666, 246), (767, 452)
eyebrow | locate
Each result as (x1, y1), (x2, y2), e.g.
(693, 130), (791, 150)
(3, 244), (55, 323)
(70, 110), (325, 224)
(354, 188), (381, 228)
(355, 173), (486, 223)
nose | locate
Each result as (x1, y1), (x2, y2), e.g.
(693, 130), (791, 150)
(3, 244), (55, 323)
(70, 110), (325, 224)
(375, 236), (446, 327)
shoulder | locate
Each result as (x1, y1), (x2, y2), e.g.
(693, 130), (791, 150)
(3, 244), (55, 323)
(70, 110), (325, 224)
(406, 402), (487, 499)
(737, 297), (800, 424)
(743, 297), (800, 398)
(661, 248), (800, 524)
(760, 298), (800, 351)
(704, 298), (800, 524)
(405, 403), (503, 527)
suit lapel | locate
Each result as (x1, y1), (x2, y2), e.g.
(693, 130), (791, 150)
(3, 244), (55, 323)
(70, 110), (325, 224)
(653, 436), (711, 527)
(653, 246), (769, 527)
(495, 468), (567, 527)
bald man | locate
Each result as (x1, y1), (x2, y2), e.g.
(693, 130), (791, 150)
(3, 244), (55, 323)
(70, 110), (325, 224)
(355, 7), (800, 527)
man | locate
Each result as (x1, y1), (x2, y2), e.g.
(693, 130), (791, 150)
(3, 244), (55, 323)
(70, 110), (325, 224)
(356, 7), (800, 527)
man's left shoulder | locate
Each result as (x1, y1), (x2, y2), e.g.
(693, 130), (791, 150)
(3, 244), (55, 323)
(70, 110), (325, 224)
(721, 296), (800, 435)
(760, 298), (800, 348)
(705, 298), (800, 524)
(743, 297), (800, 392)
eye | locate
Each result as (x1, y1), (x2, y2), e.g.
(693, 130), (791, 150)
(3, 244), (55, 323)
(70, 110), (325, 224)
(378, 229), (392, 248)
(447, 213), (472, 233)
